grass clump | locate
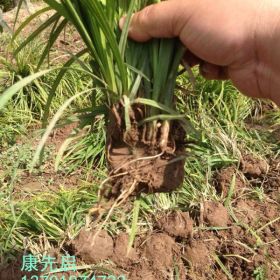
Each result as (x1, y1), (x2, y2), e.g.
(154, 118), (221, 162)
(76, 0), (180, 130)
(1, 0), (196, 198)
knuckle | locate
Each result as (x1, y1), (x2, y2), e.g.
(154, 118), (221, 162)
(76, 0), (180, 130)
(137, 5), (156, 28)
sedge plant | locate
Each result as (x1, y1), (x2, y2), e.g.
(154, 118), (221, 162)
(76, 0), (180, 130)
(0, 0), (194, 197)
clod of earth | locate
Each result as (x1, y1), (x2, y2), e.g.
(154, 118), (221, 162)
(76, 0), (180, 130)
(103, 103), (186, 198)
(72, 229), (114, 263)
(184, 241), (211, 268)
(240, 154), (269, 178)
(203, 201), (229, 227)
(214, 166), (246, 197)
(143, 233), (184, 279)
(235, 200), (259, 223)
(129, 263), (155, 280)
(144, 233), (178, 270)
(112, 233), (139, 267)
(71, 228), (186, 280)
(157, 211), (193, 238)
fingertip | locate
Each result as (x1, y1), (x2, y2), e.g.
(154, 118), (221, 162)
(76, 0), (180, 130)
(121, 1), (186, 42)
(119, 14), (150, 42)
(119, 16), (126, 30)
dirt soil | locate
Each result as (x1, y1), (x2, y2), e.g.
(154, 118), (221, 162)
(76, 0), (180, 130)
(68, 156), (279, 280)
(0, 124), (84, 200)
(104, 103), (186, 198)
(1, 154), (279, 279)
(1, 4), (279, 280)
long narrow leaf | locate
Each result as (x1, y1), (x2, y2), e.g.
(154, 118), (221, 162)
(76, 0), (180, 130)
(127, 197), (140, 254)
(36, 18), (67, 70)
(12, 6), (52, 40)
(119, 0), (136, 59)
(42, 49), (88, 128)
(134, 98), (179, 115)
(31, 88), (94, 171)
(0, 69), (54, 110)
(14, 12), (60, 55)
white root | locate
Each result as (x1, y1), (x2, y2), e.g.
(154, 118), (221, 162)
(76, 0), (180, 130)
(159, 120), (170, 152)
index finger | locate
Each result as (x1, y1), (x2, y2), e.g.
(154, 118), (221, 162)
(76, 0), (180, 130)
(119, 0), (194, 42)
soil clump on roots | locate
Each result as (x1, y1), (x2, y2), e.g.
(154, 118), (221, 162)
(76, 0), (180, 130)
(103, 102), (186, 198)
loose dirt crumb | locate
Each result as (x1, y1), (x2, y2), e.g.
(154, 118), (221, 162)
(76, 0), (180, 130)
(264, 158), (280, 202)
(157, 211), (193, 238)
(235, 200), (259, 223)
(73, 229), (113, 263)
(203, 201), (229, 227)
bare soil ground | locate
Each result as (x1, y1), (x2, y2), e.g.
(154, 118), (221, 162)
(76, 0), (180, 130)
(1, 154), (279, 279)
(106, 105), (186, 197)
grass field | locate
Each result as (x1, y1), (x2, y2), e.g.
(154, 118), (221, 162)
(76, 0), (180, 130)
(0, 2), (279, 280)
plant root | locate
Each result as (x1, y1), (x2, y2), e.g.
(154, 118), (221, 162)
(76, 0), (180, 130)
(103, 102), (186, 198)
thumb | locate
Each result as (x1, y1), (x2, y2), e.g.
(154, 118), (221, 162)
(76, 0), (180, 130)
(119, 1), (192, 42)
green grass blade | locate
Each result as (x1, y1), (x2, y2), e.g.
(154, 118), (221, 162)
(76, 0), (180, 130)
(42, 49), (87, 128)
(134, 98), (179, 115)
(213, 254), (234, 280)
(152, 39), (174, 101)
(126, 64), (150, 81)
(44, 0), (70, 19)
(130, 74), (142, 100)
(82, 0), (128, 92)
(163, 42), (185, 105)
(0, 69), (54, 110)
(13, 0), (26, 31)
(14, 12), (60, 56)
(31, 88), (94, 171)
(119, 0), (136, 59)
(12, 6), (52, 40)
(127, 197), (140, 255)
(36, 18), (67, 70)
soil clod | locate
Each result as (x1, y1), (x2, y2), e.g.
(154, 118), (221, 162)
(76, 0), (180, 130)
(112, 233), (139, 267)
(184, 241), (211, 268)
(203, 201), (229, 227)
(144, 233), (178, 271)
(105, 103), (186, 198)
(240, 154), (268, 178)
(157, 211), (193, 238)
(73, 229), (114, 263)
(214, 166), (246, 197)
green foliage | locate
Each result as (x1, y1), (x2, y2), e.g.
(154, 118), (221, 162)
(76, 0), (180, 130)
(0, 38), (92, 119)
(5, 0), (186, 124)
(0, 0), (17, 12)
(253, 266), (266, 280)
(0, 0), (194, 175)
(0, 185), (98, 260)
(56, 119), (106, 174)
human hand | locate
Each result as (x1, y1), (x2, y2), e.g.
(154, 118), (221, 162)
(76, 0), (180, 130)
(120, 0), (280, 105)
